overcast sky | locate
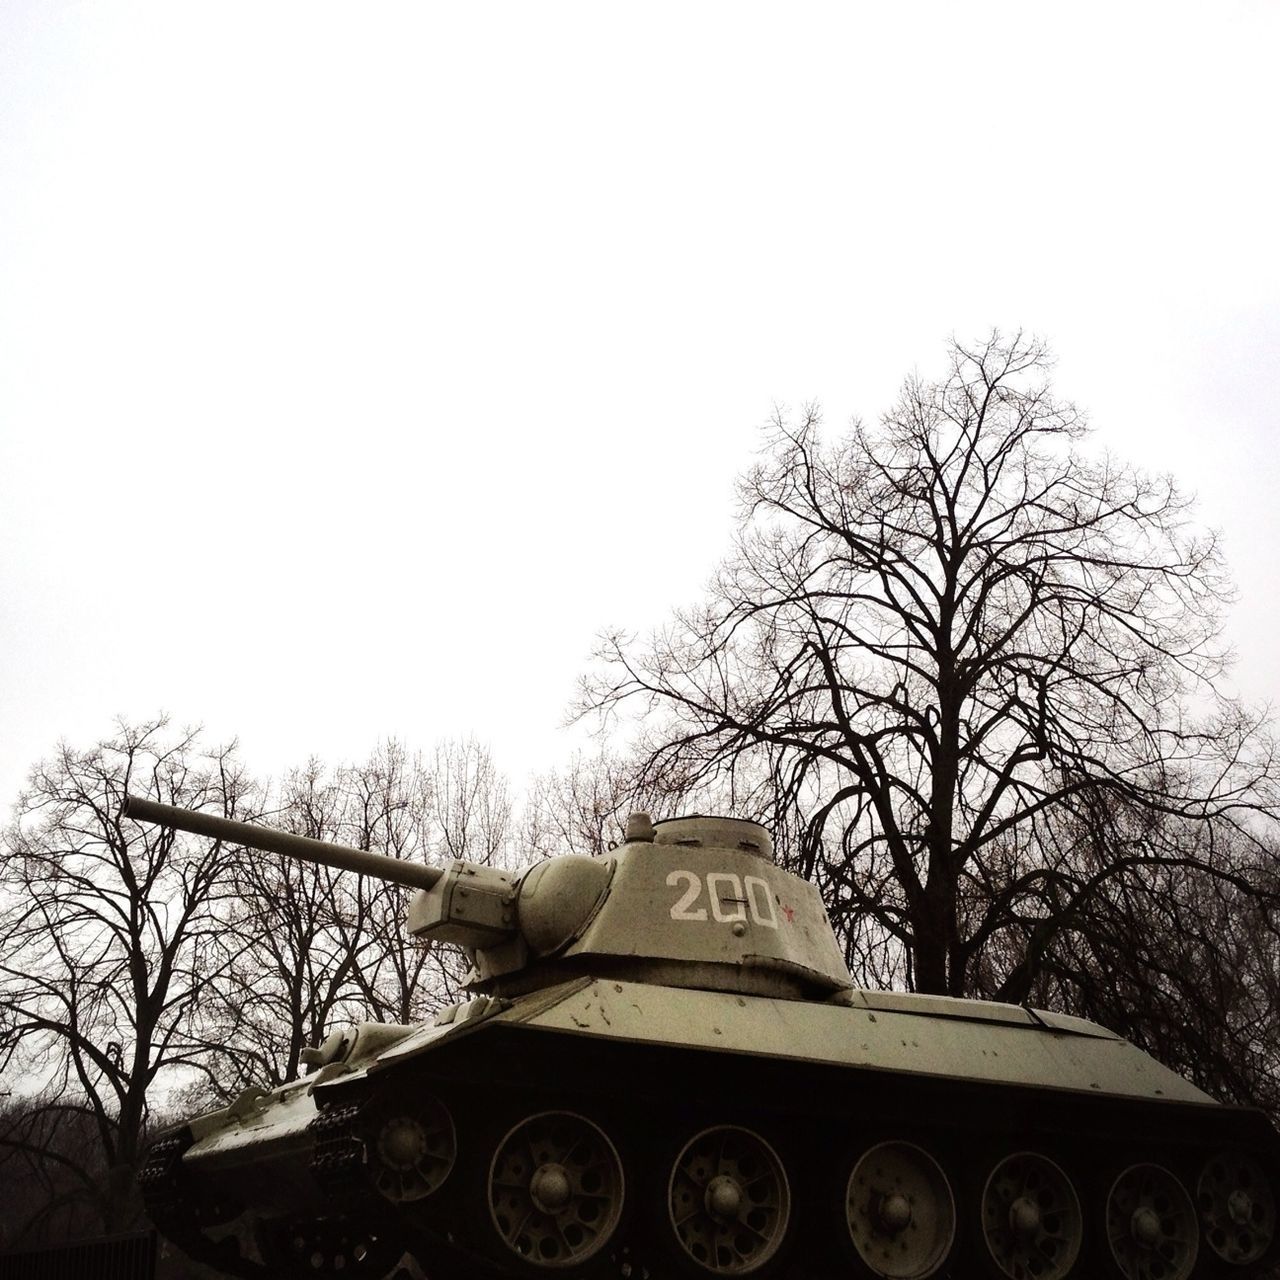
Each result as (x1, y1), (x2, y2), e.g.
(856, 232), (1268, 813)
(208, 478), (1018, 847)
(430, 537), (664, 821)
(1, 3), (1277, 814)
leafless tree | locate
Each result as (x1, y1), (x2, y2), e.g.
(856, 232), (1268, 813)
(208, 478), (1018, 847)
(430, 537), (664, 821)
(524, 749), (680, 857)
(331, 741), (439, 1024)
(415, 737), (518, 1001)
(0, 719), (249, 1241)
(208, 737), (518, 1094)
(0, 721), (526, 1249)
(428, 737), (513, 866)
(210, 757), (378, 1093)
(580, 332), (1278, 1001)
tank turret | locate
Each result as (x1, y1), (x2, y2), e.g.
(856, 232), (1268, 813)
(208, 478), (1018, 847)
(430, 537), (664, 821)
(124, 795), (1280, 1280)
(123, 798), (849, 1000)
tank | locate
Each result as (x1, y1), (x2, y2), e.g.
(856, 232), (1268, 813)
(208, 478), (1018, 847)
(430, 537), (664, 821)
(124, 794), (1280, 1280)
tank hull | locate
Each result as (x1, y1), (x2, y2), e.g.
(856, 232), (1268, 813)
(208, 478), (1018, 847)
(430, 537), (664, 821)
(145, 977), (1280, 1280)
(124, 801), (1277, 1279)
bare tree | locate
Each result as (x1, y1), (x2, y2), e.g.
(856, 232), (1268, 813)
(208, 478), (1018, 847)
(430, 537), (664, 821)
(210, 758), (375, 1092)
(524, 749), (674, 858)
(209, 737), (518, 1092)
(580, 332), (1277, 1000)
(0, 719), (248, 1241)
(429, 737), (513, 866)
(416, 737), (519, 1001)
(1001, 812), (1280, 1113)
(332, 740), (439, 1024)
(0, 723), (525, 1249)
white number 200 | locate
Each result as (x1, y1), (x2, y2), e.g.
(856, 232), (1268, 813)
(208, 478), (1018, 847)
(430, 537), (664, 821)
(666, 870), (779, 929)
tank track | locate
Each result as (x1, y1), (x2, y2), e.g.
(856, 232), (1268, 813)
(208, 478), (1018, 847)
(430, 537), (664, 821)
(311, 1097), (377, 1202)
(308, 1087), (498, 1280)
(225, 1086), (409, 1280)
(307, 1072), (655, 1280)
(138, 1127), (268, 1277)
(137, 1129), (189, 1226)
(361, 1030), (1280, 1280)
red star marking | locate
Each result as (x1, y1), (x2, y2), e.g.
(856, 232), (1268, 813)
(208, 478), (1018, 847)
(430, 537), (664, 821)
(782, 904), (796, 923)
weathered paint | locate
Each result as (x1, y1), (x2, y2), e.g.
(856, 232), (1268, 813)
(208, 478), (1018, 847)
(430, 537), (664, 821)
(564, 841), (852, 993)
(502, 979), (1212, 1104)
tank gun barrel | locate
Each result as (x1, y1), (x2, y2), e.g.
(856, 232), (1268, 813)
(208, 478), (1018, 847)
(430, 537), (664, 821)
(120, 795), (443, 891)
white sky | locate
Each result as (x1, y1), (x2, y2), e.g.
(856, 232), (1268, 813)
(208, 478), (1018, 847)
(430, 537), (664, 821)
(1, 2), (1278, 814)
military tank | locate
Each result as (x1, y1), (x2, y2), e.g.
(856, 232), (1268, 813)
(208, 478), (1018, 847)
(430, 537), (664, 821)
(124, 795), (1279, 1280)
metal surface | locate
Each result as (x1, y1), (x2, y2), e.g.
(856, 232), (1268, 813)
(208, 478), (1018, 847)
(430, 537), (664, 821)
(0, 1231), (156, 1280)
(121, 795), (442, 891)
(845, 1141), (955, 1279)
(980, 1152), (1082, 1280)
(653, 815), (773, 859)
(564, 839), (851, 997)
(667, 1125), (790, 1275)
(258, 1217), (400, 1278)
(368, 1094), (456, 1203)
(1107, 1163), (1199, 1280)
(123, 800), (1280, 1280)
(498, 978), (1213, 1103)
(486, 1111), (624, 1268)
(1198, 1151), (1275, 1265)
